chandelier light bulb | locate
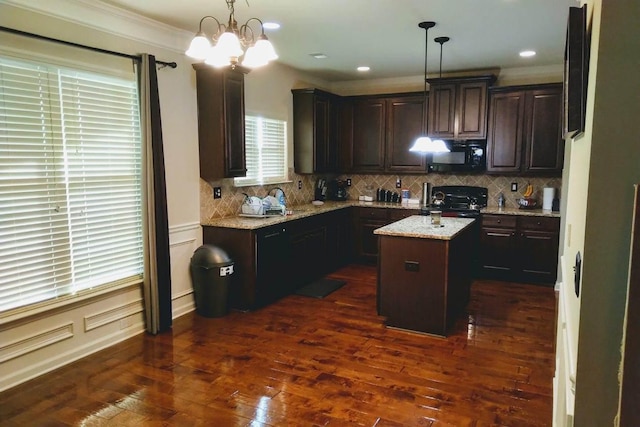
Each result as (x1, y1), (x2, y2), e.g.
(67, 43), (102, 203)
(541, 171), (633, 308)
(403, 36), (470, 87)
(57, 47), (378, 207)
(185, 34), (212, 60)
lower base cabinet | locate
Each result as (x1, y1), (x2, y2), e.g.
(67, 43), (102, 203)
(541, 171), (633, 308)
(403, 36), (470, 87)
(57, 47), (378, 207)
(203, 208), (351, 310)
(480, 214), (560, 284)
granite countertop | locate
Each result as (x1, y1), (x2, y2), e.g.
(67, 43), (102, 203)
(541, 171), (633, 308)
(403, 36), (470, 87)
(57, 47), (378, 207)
(481, 206), (561, 218)
(202, 200), (559, 230)
(373, 216), (476, 241)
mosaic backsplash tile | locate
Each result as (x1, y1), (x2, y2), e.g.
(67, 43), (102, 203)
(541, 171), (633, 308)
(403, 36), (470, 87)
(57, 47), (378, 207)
(200, 168), (562, 222)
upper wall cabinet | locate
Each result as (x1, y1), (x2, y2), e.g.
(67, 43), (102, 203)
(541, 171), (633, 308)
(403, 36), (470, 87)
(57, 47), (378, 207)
(427, 75), (495, 140)
(193, 64), (247, 181)
(292, 89), (340, 174)
(342, 93), (427, 174)
(486, 83), (563, 175)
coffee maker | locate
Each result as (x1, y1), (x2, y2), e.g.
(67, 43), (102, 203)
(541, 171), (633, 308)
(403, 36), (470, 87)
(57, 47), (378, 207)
(328, 179), (348, 201)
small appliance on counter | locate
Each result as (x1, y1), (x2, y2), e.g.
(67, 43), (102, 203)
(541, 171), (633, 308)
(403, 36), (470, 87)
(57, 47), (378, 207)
(327, 179), (348, 201)
(314, 178), (328, 201)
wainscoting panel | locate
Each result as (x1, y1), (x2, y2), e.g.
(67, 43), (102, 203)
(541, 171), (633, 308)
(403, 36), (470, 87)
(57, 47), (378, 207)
(169, 221), (201, 319)
(0, 322), (74, 364)
(83, 300), (144, 332)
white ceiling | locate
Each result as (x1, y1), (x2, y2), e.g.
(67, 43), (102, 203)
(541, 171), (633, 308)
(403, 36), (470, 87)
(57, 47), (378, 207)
(100, 0), (578, 82)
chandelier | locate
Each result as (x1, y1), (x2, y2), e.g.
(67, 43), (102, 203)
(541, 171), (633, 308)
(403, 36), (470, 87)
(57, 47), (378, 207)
(185, 0), (278, 69)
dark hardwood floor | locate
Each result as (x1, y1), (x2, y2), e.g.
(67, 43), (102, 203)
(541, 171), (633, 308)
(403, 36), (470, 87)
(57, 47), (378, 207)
(0, 264), (556, 426)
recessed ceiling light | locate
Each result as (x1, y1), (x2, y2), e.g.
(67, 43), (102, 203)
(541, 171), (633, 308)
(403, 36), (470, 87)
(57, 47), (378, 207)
(519, 50), (536, 58)
(310, 53), (328, 59)
(357, 66), (370, 72)
(263, 22), (280, 30)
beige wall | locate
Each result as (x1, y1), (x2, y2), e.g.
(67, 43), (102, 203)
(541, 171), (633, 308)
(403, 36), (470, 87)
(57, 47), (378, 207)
(555, 0), (640, 425)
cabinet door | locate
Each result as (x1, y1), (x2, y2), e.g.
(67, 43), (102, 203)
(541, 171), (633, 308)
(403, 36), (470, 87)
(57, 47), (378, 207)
(518, 230), (559, 283)
(223, 71), (247, 177)
(486, 91), (526, 173)
(351, 99), (386, 172)
(194, 65), (246, 180)
(479, 226), (517, 276)
(428, 83), (456, 139)
(457, 81), (489, 139)
(313, 96), (331, 173)
(256, 226), (290, 305)
(385, 96), (427, 173)
(523, 86), (563, 174)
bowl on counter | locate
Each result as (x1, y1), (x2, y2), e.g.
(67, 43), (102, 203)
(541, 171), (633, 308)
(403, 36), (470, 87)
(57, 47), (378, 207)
(517, 198), (538, 209)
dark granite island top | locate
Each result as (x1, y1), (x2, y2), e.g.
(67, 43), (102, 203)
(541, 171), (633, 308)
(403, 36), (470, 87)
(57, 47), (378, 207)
(374, 216), (477, 336)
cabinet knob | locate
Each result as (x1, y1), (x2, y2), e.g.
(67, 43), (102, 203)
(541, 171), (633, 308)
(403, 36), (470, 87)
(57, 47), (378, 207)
(537, 221), (541, 225)
(497, 219), (501, 223)
(512, 232), (516, 236)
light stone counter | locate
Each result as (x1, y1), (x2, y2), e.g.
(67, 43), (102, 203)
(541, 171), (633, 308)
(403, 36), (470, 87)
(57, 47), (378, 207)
(481, 207), (560, 218)
(201, 200), (421, 230)
(373, 216), (475, 241)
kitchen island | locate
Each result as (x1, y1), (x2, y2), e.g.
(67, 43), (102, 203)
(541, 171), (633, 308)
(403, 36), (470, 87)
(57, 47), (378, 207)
(374, 216), (477, 336)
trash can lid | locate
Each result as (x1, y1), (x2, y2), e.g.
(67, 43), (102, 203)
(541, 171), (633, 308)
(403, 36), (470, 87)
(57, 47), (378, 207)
(191, 244), (233, 268)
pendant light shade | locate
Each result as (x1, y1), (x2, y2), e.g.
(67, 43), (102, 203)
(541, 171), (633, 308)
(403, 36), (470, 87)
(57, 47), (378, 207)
(409, 21), (450, 154)
(409, 137), (449, 153)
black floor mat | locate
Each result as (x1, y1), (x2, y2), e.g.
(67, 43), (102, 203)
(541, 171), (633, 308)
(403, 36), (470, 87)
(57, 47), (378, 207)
(295, 278), (346, 299)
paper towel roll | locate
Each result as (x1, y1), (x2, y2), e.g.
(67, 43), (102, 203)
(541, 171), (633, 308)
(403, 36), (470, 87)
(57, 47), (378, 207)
(543, 187), (555, 210)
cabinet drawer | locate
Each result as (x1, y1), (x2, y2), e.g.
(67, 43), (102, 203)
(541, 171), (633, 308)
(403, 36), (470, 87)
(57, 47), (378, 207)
(388, 209), (419, 221)
(519, 216), (559, 232)
(482, 214), (517, 229)
(358, 207), (389, 220)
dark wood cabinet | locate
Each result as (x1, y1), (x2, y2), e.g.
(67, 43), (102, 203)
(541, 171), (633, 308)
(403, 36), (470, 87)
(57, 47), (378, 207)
(480, 214), (560, 284)
(350, 98), (387, 172)
(193, 64), (247, 180)
(487, 84), (563, 175)
(385, 95), (428, 172)
(292, 89), (339, 174)
(427, 76), (494, 140)
(203, 208), (352, 310)
(346, 93), (427, 173)
(354, 207), (419, 263)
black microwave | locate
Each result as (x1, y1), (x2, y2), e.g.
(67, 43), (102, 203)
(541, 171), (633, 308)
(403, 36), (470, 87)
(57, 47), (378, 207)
(427, 141), (486, 173)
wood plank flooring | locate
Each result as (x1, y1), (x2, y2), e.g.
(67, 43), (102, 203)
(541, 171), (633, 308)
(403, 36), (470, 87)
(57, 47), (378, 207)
(0, 264), (557, 426)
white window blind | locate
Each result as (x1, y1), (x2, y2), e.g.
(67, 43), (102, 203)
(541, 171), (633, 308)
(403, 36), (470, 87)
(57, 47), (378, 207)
(0, 56), (143, 313)
(234, 115), (287, 186)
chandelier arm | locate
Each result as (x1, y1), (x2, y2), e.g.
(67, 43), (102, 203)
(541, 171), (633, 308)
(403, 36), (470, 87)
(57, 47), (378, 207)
(198, 15), (224, 36)
(238, 23), (256, 45)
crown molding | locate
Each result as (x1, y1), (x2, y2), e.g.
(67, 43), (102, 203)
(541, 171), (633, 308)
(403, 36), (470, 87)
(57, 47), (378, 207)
(2, 0), (192, 53)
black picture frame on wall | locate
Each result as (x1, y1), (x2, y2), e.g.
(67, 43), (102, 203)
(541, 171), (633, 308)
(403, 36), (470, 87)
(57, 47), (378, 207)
(564, 4), (589, 139)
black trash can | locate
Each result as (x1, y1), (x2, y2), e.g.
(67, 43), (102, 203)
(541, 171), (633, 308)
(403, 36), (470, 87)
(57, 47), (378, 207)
(190, 244), (234, 317)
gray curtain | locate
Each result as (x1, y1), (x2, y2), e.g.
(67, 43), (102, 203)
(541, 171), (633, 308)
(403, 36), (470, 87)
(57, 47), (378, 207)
(139, 54), (172, 334)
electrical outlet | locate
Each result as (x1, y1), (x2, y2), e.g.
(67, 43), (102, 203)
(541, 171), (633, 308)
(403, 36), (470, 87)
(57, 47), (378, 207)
(298, 180), (302, 190)
(396, 178), (402, 188)
(346, 178), (352, 186)
(511, 182), (518, 192)
(213, 187), (222, 199)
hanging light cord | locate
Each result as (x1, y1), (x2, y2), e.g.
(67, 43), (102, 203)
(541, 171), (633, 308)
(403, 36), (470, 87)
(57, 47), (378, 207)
(418, 21), (435, 133)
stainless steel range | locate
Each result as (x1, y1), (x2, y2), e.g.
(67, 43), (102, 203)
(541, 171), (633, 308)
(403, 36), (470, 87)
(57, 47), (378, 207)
(419, 185), (488, 218)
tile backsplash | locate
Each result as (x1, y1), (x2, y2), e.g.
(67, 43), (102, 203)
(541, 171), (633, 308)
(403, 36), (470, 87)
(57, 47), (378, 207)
(200, 169), (561, 222)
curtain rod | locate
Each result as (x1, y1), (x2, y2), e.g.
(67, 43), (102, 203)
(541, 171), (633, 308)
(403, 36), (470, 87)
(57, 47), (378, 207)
(0, 26), (177, 69)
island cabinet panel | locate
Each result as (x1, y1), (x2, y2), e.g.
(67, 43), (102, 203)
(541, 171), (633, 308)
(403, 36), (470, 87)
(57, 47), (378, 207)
(193, 64), (247, 180)
(377, 222), (474, 336)
(479, 214), (560, 284)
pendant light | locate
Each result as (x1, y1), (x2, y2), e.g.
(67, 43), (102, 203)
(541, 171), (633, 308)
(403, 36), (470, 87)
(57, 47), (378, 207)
(409, 22), (449, 154)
